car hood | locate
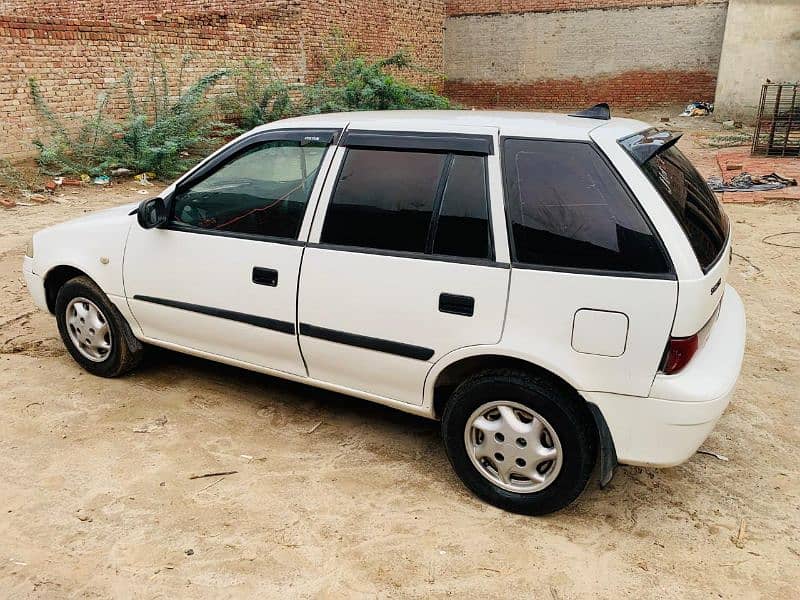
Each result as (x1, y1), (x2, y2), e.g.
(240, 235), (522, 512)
(50, 202), (139, 230)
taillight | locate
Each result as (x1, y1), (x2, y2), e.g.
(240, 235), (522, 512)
(662, 335), (699, 374)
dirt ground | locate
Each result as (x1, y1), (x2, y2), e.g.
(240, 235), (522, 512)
(1, 113), (799, 599)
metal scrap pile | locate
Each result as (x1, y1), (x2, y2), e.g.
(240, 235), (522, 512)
(707, 172), (798, 192)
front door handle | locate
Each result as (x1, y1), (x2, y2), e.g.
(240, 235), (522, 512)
(439, 293), (475, 317)
(252, 267), (278, 287)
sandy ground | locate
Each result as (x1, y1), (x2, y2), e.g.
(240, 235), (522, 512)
(1, 116), (799, 599)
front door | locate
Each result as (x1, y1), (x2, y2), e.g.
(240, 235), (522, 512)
(123, 129), (337, 376)
(298, 128), (511, 405)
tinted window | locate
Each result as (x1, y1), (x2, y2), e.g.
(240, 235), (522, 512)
(171, 140), (326, 239)
(503, 139), (670, 274)
(321, 149), (447, 253)
(639, 145), (728, 271)
(433, 155), (491, 259)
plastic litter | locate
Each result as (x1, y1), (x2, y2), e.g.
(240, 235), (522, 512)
(93, 175), (110, 185)
(134, 172), (156, 186)
(680, 101), (714, 117)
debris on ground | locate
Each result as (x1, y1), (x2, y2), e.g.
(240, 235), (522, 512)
(76, 509), (93, 523)
(111, 168), (132, 177)
(732, 519), (747, 549)
(92, 176), (110, 185)
(132, 415), (168, 433)
(680, 101), (714, 117)
(188, 471), (238, 480)
(697, 448), (730, 461)
(184, 549), (194, 556)
(134, 173), (155, 186)
(0, 197), (16, 208)
(707, 172), (797, 192)
(722, 120), (743, 130)
(62, 178), (82, 187)
(307, 421), (323, 434)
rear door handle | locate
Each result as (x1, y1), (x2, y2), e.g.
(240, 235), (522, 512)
(439, 293), (475, 317)
(252, 267), (278, 287)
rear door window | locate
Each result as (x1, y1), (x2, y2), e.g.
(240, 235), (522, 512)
(502, 139), (671, 275)
(433, 154), (492, 259)
(637, 144), (728, 272)
(321, 149), (444, 253)
(321, 148), (492, 260)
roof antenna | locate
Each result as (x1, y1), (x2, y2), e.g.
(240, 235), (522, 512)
(569, 103), (611, 120)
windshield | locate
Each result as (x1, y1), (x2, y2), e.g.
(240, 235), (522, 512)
(637, 144), (728, 272)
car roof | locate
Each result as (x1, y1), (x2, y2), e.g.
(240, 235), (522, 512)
(254, 110), (650, 141)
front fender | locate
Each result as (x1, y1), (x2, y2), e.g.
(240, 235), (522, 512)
(32, 203), (137, 297)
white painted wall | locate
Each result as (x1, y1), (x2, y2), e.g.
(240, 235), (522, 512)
(444, 3), (729, 82)
(714, 0), (800, 122)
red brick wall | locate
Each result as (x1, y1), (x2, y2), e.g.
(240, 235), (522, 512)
(444, 70), (719, 109)
(0, 1), (445, 161)
(447, 0), (716, 16)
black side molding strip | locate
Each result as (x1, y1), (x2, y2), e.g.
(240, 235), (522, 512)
(132, 295), (295, 335)
(299, 323), (434, 361)
(341, 130), (494, 155)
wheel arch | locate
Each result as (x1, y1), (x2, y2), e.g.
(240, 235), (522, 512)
(426, 349), (617, 486)
(43, 265), (92, 313)
(426, 350), (582, 419)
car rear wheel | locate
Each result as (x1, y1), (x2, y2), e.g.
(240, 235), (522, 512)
(442, 369), (596, 515)
(55, 276), (143, 377)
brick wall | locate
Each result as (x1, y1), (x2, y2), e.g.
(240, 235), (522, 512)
(447, 0), (721, 16)
(444, 0), (729, 110)
(0, 1), (445, 161)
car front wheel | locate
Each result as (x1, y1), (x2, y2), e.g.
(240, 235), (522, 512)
(442, 369), (597, 515)
(55, 276), (144, 377)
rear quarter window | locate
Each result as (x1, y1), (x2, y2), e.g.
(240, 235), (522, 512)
(637, 144), (729, 272)
(502, 138), (671, 275)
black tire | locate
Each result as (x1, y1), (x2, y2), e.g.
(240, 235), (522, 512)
(441, 369), (597, 515)
(55, 275), (144, 377)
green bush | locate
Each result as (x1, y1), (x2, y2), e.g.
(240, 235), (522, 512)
(30, 55), (235, 179)
(28, 45), (453, 180)
(217, 59), (294, 130)
(304, 45), (451, 113)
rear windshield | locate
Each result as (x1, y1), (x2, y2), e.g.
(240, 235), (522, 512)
(639, 145), (728, 272)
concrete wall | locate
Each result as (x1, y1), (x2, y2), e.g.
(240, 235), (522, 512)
(714, 0), (800, 123)
(444, 1), (729, 109)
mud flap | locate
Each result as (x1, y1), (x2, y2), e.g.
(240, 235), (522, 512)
(587, 403), (618, 488)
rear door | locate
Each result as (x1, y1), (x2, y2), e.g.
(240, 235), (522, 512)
(298, 128), (510, 405)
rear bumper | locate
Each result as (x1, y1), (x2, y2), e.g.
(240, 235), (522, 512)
(23, 256), (48, 312)
(585, 285), (746, 467)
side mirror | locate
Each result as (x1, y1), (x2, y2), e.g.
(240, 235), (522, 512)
(137, 197), (167, 229)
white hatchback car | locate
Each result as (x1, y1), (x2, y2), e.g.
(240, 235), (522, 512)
(23, 106), (745, 514)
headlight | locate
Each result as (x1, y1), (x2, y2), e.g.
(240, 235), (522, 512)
(25, 237), (34, 259)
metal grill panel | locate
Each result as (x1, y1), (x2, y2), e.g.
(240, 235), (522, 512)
(752, 83), (800, 157)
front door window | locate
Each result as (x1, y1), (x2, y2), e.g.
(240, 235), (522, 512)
(171, 140), (327, 239)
